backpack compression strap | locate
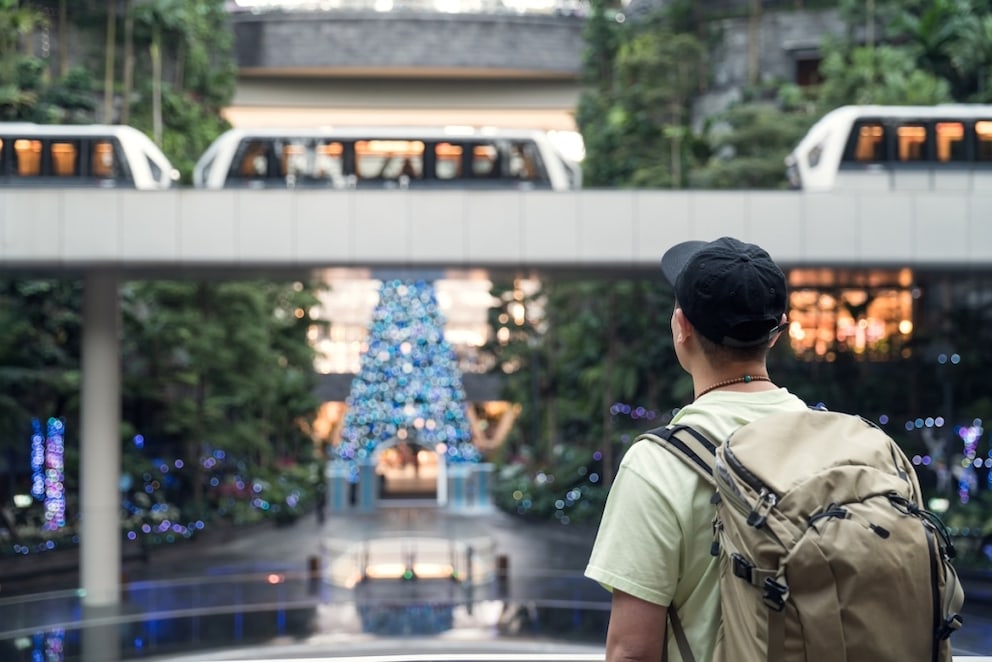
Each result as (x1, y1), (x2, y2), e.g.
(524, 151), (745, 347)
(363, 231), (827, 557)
(640, 424), (718, 489)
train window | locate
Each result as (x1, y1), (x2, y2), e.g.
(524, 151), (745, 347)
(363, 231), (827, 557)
(846, 122), (885, 163)
(356, 140), (423, 180)
(507, 141), (545, 182)
(51, 140), (80, 176)
(471, 144), (498, 177)
(280, 140), (308, 178)
(314, 141), (343, 183)
(144, 153), (161, 183)
(895, 124), (927, 162)
(92, 140), (118, 178)
(934, 122), (965, 162)
(435, 142), (463, 180)
(14, 139), (42, 176)
(976, 121), (992, 162)
(235, 140), (271, 178)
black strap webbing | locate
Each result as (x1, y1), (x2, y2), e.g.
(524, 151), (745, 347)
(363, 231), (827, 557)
(667, 606), (696, 662)
(640, 424), (718, 488)
(644, 424), (717, 662)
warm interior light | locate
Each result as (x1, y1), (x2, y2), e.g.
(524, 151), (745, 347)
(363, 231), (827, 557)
(787, 269), (915, 361)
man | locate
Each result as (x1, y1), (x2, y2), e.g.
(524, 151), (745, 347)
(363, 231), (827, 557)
(584, 236), (807, 662)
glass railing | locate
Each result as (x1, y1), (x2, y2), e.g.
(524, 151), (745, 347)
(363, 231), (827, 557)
(2, 571), (990, 662)
(0, 567), (610, 661)
(2, 528), (990, 662)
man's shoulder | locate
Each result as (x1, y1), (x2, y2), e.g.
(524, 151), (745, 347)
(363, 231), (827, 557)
(668, 388), (808, 443)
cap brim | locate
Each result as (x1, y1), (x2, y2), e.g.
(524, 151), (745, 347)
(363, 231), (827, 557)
(660, 240), (709, 287)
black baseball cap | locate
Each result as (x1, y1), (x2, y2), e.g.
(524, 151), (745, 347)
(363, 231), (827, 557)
(660, 236), (788, 348)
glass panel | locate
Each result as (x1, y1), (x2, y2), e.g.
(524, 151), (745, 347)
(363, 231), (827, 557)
(50, 141), (79, 176)
(934, 122), (965, 162)
(281, 141), (307, 177)
(471, 144), (498, 177)
(14, 139), (42, 176)
(313, 141), (343, 182)
(237, 140), (270, 178)
(787, 269), (915, 362)
(896, 124), (927, 162)
(356, 140), (423, 179)
(850, 123), (885, 162)
(145, 154), (161, 182)
(92, 140), (117, 178)
(508, 141), (544, 181)
(435, 142), (463, 180)
(976, 121), (992, 162)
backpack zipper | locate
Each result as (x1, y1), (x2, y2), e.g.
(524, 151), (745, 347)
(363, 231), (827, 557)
(720, 443), (779, 529)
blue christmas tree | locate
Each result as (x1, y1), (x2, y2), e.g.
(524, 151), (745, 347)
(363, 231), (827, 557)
(338, 279), (478, 471)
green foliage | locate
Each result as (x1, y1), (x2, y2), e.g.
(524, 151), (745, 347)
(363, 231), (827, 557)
(129, 85), (230, 183)
(817, 44), (953, 108)
(491, 445), (607, 525)
(692, 103), (816, 189)
(36, 67), (98, 124)
(488, 276), (685, 518)
(0, 0), (236, 176)
(0, 281), (82, 456)
(577, 3), (707, 187)
(120, 280), (323, 479)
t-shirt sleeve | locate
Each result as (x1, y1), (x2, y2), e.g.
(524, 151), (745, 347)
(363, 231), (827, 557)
(584, 441), (687, 607)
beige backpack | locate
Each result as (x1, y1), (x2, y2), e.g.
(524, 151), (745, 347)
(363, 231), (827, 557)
(642, 408), (965, 662)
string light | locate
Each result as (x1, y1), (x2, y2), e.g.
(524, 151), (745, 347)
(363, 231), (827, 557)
(338, 279), (477, 469)
(30, 418), (45, 501)
(44, 417), (66, 531)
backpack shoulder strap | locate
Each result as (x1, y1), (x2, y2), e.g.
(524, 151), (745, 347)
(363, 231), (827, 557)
(639, 424), (716, 662)
(638, 424), (718, 489)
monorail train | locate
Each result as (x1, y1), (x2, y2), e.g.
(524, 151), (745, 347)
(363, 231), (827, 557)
(0, 123), (178, 189)
(785, 104), (992, 192)
(192, 126), (582, 191)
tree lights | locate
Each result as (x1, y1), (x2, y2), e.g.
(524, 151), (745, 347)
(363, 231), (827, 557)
(29, 417), (66, 532)
(338, 280), (477, 470)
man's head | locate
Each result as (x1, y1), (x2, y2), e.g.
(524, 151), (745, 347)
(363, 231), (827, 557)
(661, 236), (787, 349)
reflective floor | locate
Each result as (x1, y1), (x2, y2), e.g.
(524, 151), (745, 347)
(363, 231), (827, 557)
(0, 504), (609, 661)
(1, 504), (990, 661)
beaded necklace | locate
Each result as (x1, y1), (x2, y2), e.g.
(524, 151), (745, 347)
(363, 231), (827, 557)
(695, 374), (771, 400)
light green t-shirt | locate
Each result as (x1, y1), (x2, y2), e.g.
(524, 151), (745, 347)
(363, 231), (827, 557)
(584, 387), (807, 662)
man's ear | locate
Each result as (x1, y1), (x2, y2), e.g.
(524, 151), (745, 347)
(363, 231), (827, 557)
(674, 308), (693, 344)
(768, 314), (788, 348)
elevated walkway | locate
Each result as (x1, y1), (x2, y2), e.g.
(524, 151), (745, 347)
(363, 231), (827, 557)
(3, 189), (992, 274)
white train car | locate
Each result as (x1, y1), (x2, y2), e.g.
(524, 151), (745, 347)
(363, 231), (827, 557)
(785, 105), (992, 192)
(193, 126), (581, 191)
(0, 123), (178, 189)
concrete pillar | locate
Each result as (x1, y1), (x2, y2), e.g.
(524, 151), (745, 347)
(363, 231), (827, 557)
(80, 272), (121, 608)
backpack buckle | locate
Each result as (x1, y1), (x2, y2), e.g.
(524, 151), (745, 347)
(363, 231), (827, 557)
(762, 578), (788, 611)
(731, 553), (754, 583)
(937, 614), (964, 640)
